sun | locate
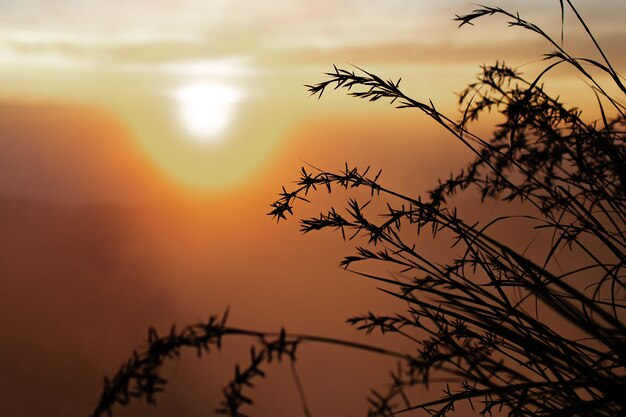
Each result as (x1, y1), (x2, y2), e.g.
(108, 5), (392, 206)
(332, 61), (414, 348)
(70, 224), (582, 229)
(174, 81), (243, 144)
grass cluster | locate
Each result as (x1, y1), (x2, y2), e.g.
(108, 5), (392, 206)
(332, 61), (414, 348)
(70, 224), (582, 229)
(92, 2), (625, 416)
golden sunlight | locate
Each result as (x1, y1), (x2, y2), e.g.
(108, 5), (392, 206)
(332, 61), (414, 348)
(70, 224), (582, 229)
(174, 81), (243, 144)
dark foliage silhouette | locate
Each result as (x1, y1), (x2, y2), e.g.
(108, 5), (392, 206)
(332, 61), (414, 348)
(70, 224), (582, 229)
(92, 2), (625, 416)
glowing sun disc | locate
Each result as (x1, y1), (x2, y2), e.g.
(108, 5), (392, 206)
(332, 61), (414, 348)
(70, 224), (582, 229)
(175, 82), (242, 143)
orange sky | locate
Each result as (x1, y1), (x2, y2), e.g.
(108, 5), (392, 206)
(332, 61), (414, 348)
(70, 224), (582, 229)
(0, 1), (624, 417)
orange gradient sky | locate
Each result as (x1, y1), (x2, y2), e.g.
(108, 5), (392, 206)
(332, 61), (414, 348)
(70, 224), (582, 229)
(0, 1), (624, 417)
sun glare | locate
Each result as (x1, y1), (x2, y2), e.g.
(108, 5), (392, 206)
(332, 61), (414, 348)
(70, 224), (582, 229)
(175, 82), (243, 144)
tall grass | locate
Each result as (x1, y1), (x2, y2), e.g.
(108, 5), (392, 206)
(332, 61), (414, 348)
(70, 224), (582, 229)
(91, 2), (625, 416)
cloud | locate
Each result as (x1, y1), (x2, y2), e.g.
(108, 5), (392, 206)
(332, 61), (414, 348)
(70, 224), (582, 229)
(0, 0), (623, 76)
(280, 32), (626, 68)
(1, 15), (623, 74)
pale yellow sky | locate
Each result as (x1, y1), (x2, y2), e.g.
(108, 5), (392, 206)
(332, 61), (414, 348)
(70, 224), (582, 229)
(0, 0), (623, 189)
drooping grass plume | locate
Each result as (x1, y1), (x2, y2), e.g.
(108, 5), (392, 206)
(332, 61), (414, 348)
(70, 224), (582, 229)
(92, 2), (625, 416)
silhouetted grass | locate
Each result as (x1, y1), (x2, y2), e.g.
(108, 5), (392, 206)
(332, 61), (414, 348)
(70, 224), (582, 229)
(92, 2), (625, 416)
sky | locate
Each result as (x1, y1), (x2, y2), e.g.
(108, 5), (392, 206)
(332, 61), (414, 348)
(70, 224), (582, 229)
(0, 1), (624, 416)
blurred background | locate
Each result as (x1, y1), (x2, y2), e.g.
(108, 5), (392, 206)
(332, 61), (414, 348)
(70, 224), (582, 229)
(0, 1), (623, 416)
